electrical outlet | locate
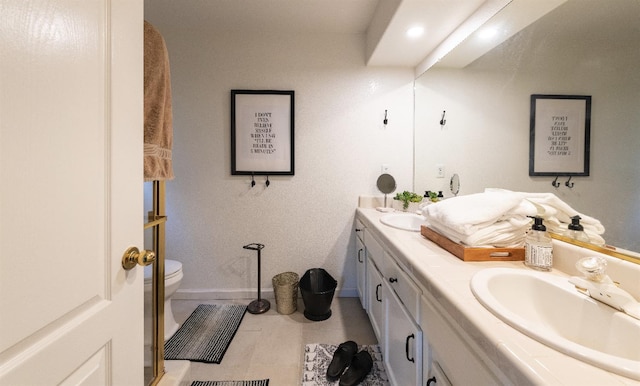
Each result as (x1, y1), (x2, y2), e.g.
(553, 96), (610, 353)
(436, 164), (445, 178)
(381, 164), (390, 173)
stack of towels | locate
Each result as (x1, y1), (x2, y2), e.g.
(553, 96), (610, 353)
(421, 188), (605, 248)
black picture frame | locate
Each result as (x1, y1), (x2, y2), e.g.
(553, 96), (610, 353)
(529, 94), (591, 176)
(231, 90), (295, 175)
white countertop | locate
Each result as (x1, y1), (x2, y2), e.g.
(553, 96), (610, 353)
(356, 207), (640, 386)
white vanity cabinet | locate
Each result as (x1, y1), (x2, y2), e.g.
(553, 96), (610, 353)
(363, 228), (423, 386)
(354, 219), (367, 309)
(356, 208), (628, 385)
(356, 211), (500, 386)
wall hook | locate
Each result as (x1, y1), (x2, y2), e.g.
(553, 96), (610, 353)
(383, 110), (388, 126)
(265, 175), (270, 187)
(439, 110), (447, 127)
(251, 173), (256, 188)
(565, 176), (574, 188)
(552, 176), (560, 188)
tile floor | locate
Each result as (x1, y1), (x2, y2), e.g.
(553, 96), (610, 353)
(170, 297), (378, 385)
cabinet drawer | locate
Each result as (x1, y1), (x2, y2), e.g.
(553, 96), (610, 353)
(385, 251), (421, 320)
(355, 218), (365, 242)
(363, 229), (385, 270)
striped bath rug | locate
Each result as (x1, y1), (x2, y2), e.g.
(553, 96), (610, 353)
(191, 381), (269, 386)
(165, 304), (247, 363)
(302, 343), (389, 385)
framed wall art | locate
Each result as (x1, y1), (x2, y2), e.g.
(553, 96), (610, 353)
(231, 90), (295, 175)
(529, 94), (591, 176)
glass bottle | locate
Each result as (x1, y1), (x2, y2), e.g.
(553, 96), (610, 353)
(565, 215), (590, 243)
(524, 216), (553, 271)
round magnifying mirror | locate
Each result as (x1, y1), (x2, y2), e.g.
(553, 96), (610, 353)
(377, 173), (396, 194)
(376, 173), (396, 212)
(450, 173), (460, 196)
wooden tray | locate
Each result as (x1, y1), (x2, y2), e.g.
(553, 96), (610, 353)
(421, 225), (524, 262)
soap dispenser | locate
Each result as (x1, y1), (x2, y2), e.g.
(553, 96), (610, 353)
(524, 216), (553, 271)
(423, 191), (431, 203)
(565, 215), (590, 243)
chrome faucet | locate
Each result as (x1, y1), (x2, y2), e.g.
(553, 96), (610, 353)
(569, 256), (640, 320)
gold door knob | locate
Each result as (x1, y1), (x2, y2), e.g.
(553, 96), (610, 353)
(122, 247), (156, 270)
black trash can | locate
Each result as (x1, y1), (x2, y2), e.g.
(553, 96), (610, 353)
(300, 268), (337, 321)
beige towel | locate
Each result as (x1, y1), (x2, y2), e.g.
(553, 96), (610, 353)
(144, 21), (174, 181)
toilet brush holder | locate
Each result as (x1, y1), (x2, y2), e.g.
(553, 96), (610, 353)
(243, 243), (271, 314)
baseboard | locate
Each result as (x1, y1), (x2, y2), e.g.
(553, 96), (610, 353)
(173, 287), (358, 300)
(157, 361), (190, 386)
(337, 288), (358, 298)
(173, 288), (273, 300)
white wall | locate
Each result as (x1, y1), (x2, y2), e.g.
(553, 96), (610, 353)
(143, 17), (414, 296)
(414, 15), (640, 251)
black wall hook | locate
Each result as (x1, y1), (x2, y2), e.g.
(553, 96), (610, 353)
(265, 176), (270, 187)
(383, 110), (388, 126)
(565, 176), (574, 188)
(250, 173), (256, 188)
(439, 110), (447, 127)
(552, 176), (560, 188)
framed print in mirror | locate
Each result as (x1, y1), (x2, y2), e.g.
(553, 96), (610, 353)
(231, 90), (295, 175)
(529, 94), (591, 176)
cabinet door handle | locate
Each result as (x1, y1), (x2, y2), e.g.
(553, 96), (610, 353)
(375, 284), (382, 302)
(405, 333), (415, 362)
(426, 376), (436, 385)
(389, 277), (398, 283)
(358, 248), (364, 263)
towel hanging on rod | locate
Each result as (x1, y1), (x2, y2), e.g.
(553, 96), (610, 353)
(144, 21), (174, 181)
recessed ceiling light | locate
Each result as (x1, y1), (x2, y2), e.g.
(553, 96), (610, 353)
(406, 26), (424, 39)
(478, 27), (498, 40)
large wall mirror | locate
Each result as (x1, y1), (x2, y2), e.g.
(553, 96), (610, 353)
(414, 0), (640, 261)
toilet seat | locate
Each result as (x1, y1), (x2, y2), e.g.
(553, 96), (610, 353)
(144, 259), (183, 284)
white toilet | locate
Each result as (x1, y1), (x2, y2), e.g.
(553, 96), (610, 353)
(144, 259), (184, 365)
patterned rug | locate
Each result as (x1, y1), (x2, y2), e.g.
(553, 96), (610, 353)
(165, 304), (247, 363)
(302, 343), (390, 385)
(191, 381), (269, 386)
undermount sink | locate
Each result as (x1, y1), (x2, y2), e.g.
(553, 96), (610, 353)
(380, 213), (425, 232)
(471, 268), (640, 380)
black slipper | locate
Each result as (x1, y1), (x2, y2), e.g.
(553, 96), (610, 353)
(339, 350), (373, 386)
(326, 341), (358, 381)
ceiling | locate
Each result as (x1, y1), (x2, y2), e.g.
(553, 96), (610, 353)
(145, 0), (378, 34)
(366, 0), (488, 66)
(144, 0), (513, 68)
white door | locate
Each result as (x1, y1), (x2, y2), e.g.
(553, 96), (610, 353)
(0, 0), (144, 384)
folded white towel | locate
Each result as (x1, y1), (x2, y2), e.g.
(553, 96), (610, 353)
(427, 216), (530, 248)
(422, 190), (523, 236)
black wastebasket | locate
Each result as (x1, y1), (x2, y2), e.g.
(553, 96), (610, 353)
(300, 268), (337, 321)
